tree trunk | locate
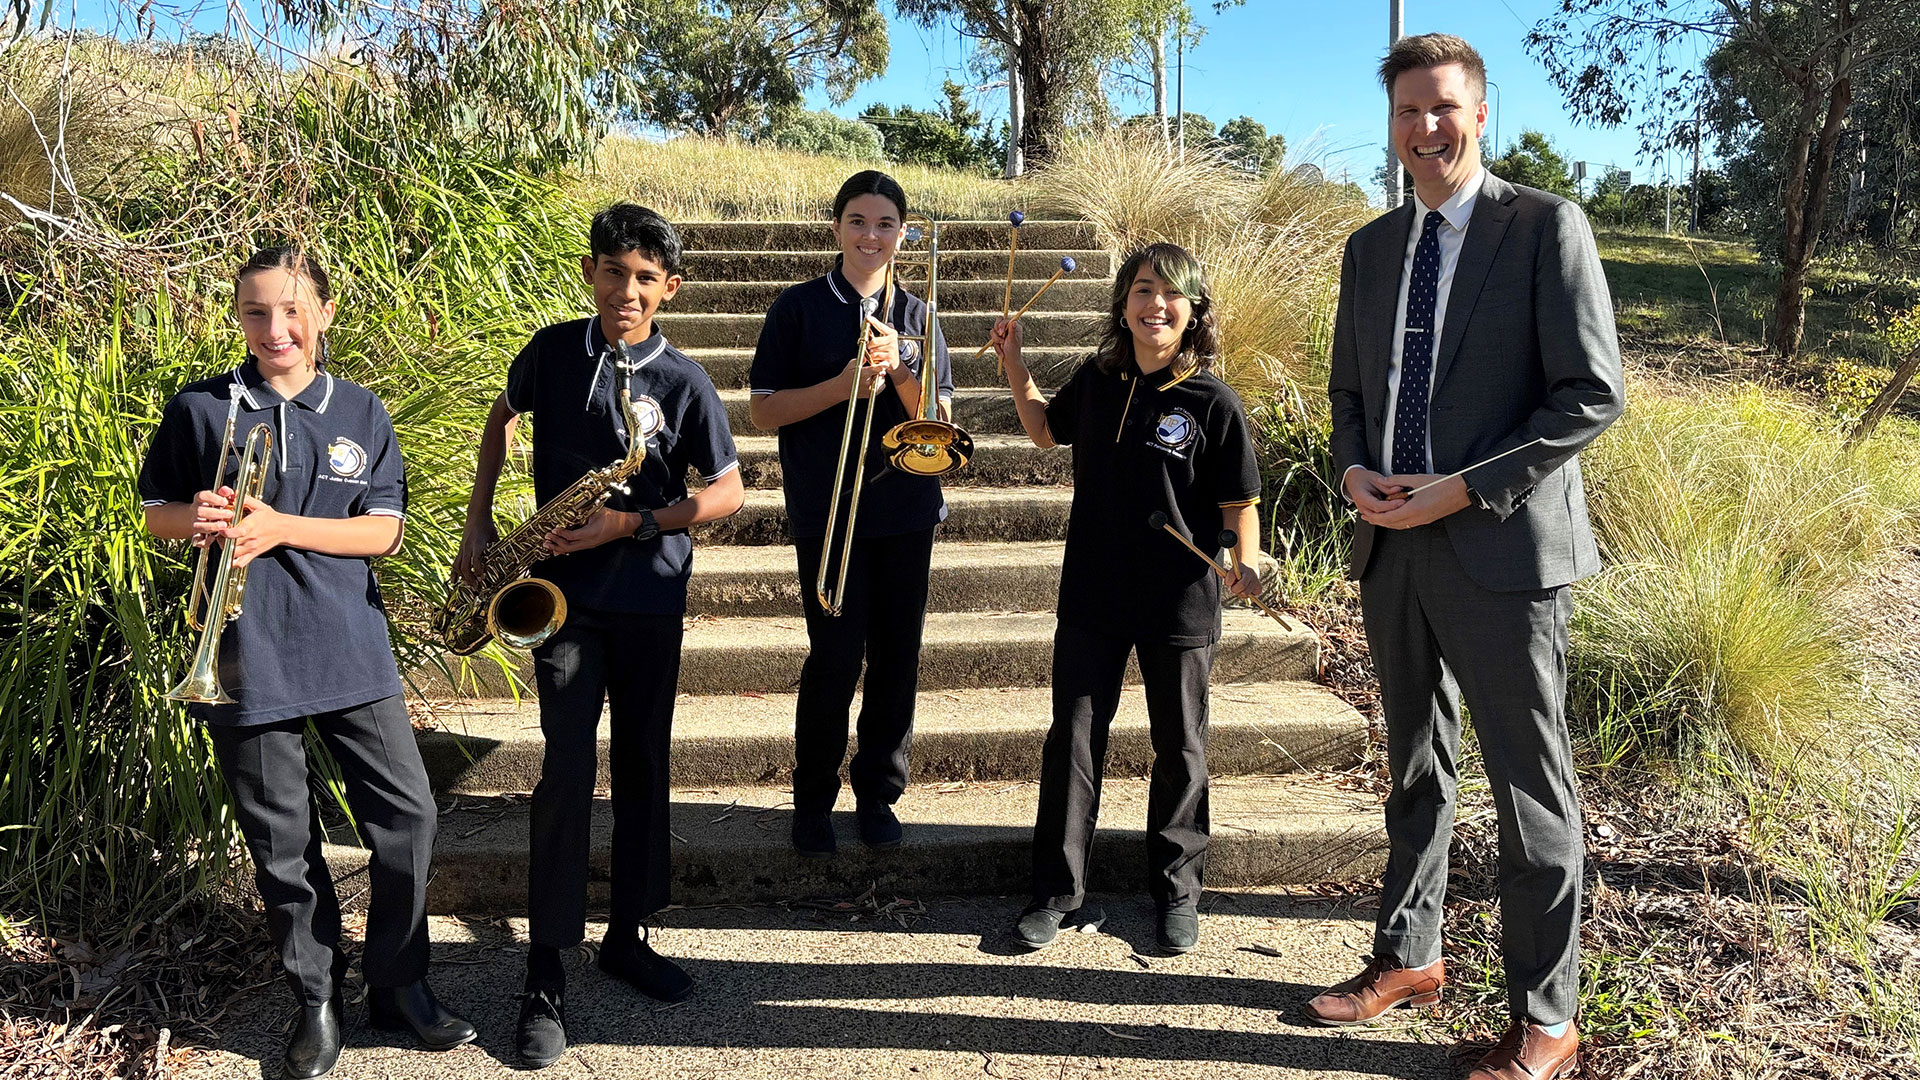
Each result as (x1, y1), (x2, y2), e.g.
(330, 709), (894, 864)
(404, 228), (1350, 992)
(1152, 30), (1168, 146)
(1015, 2), (1052, 167)
(1771, 1), (1855, 359)
(1845, 341), (1920, 449)
(1004, 17), (1024, 178)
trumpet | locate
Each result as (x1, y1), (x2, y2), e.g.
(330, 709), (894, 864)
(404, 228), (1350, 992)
(167, 409), (274, 705)
(816, 293), (885, 617)
(881, 215), (973, 476)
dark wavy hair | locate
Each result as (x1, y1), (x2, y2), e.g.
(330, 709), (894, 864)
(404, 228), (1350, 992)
(1092, 243), (1219, 377)
(234, 246), (335, 370)
(590, 203), (684, 275)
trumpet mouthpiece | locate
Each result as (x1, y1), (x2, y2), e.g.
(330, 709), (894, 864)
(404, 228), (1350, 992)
(860, 297), (878, 316)
(1059, 257), (1077, 273)
(1148, 511), (1170, 530)
(1008, 210), (1026, 226)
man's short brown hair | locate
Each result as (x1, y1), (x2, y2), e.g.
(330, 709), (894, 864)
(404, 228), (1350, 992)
(1379, 33), (1487, 104)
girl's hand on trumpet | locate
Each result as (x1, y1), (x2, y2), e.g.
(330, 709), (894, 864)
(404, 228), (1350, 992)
(189, 486), (237, 548)
(220, 496), (291, 568)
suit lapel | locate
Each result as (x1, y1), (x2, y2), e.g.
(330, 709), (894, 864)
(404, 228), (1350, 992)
(1432, 172), (1516, 393)
(1362, 203), (1413, 389)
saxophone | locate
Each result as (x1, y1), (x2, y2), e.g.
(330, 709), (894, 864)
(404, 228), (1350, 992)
(435, 390), (649, 656)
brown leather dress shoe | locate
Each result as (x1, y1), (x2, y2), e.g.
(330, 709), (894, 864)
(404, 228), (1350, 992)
(1302, 955), (1444, 1026)
(1467, 1019), (1580, 1079)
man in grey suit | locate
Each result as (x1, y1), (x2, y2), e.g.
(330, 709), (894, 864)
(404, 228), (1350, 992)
(1306, 34), (1624, 1080)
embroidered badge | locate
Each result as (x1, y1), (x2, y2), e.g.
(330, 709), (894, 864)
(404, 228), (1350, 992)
(632, 395), (666, 438)
(1154, 409), (1197, 452)
(327, 437), (368, 478)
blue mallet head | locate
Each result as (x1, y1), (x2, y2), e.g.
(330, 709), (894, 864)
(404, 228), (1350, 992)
(1008, 210), (1026, 227)
(1059, 256), (1077, 273)
(1148, 511), (1170, 530)
(905, 226), (924, 244)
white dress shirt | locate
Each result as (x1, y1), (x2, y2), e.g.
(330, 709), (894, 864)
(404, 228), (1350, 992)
(1378, 168), (1484, 474)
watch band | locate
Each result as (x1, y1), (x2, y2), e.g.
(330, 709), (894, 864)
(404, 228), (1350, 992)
(632, 507), (659, 540)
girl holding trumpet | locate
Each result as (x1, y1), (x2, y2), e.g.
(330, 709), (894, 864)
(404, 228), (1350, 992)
(748, 170), (954, 858)
(989, 242), (1262, 954)
(138, 248), (472, 1078)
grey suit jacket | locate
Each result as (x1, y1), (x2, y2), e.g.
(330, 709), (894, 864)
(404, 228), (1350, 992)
(1328, 170), (1625, 592)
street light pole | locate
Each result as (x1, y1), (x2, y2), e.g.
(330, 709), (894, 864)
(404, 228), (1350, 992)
(1486, 79), (1500, 158)
(1389, 0), (1404, 208)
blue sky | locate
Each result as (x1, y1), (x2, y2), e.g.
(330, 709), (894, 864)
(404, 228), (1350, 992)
(827, 1), (1710, 201)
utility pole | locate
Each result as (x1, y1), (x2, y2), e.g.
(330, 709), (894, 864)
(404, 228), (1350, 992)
(1389, 0), (1404, 207)
(1176, 35), (1185, 162)
(1690, 101), (1703, 232)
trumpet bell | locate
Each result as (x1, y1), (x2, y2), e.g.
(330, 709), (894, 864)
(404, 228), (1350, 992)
(487, 577), (569, 651)
(882, 419), (974, 476)
(164, 664), (235, 705)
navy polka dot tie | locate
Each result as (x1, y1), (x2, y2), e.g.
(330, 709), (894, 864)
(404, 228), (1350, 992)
(1392, 209), (1446, 477)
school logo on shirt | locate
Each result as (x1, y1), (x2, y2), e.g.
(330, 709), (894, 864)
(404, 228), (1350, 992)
(632, 395), (666, 438)
(900, 338), (922, 368)
(1154, 409), (1197, 452)
(326, 437), (368, 478)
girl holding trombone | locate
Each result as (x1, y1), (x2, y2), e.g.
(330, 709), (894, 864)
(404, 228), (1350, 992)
(748, 170), (954, 858)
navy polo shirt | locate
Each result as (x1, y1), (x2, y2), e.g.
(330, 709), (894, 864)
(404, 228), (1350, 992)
(1046, 359), (1262, 647)
(504, 318), (738, 614)
(749, 268), (954, 539)
(138, 363), (407, 726)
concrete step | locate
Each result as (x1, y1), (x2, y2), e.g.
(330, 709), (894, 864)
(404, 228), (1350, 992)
(688, 539), (1065, 616)
(420, 609), (1320, 698)
(686, 345), (1085, 392)
(688, 486), (1071, 546)
(733, 434), (1071, 490)
(676, 219), (1102, 252)
(720, 387), (1024, 437)
(325, 775), (1387, 911)
(681, 249), (1112, 284)
(416, 681), (1367, 795)
(672, 277), (1112, 317)
(668, 309), (1099, 351)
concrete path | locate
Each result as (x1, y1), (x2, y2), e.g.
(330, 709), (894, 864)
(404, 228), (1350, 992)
(187, 891), (1453, 1080)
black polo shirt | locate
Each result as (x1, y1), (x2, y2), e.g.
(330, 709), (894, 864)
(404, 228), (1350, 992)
(1046, 359), (1261, 647)
(138, 364), (407, 726)
(749, 268), (954, 539)
(504, 318), (737, 614)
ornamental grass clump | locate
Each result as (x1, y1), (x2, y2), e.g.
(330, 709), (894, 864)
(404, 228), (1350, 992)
(1572, 382), (1920, 774)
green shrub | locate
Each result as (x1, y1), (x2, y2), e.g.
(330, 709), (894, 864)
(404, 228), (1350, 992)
(767, 111), (884, 161)
(1571, 383), (1920, 773)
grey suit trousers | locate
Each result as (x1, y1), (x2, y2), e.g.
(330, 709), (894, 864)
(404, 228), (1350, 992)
(1361, 524), (1584, 1025)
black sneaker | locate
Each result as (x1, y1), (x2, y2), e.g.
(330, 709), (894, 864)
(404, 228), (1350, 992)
(856, 803), (903, 849)
(1014, 904), (1105, 950)
(598, 933), (693, 1003)
(792, 810), (836, 859)
(514, 986), (566, 1070)
(1157, 905), (1200, 954)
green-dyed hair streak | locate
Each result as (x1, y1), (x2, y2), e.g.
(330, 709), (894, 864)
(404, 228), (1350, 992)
(1093, 243), (1219, 377)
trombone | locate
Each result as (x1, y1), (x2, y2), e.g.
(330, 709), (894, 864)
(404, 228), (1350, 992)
(167, 410), (274, 704)
(882, 215), (973, 477)
(816, 290), (886, 617)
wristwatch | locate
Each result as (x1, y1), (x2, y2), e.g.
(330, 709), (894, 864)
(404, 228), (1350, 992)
(1464, 484), (1491, 511)
(631, 508), (659, 541)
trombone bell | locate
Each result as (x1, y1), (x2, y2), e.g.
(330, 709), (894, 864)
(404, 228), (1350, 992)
(881, 419), (974, 476)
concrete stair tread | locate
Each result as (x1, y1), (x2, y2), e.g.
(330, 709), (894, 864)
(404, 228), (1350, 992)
(669, 310), (1097, 350)
(324, 774), (1387, 910)
(672, 278), (1112, 315)
(417, 679), (1366, 794)
(732, 433), (1071, 489)
(419, 606), (1320, 696)
(675, 219), (1102, 251)
(696, 537), (1064, 573)
(718, 386), (1028, 436)
(691, 485), (1074, 546)
(681, 249), (1114, 283)
(684, 346), (1085, 392)
(686, 537), (1066, 615)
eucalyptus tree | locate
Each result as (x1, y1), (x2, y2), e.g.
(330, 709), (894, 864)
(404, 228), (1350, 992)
(1528, 0), (1920, 358)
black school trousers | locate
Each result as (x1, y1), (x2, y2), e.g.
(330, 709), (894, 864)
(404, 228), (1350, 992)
(207, 695), (436, 1007)
(1031, 621), (1216, 912)
(527, 607), (683, 948)
(790, 527), (935, 813)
